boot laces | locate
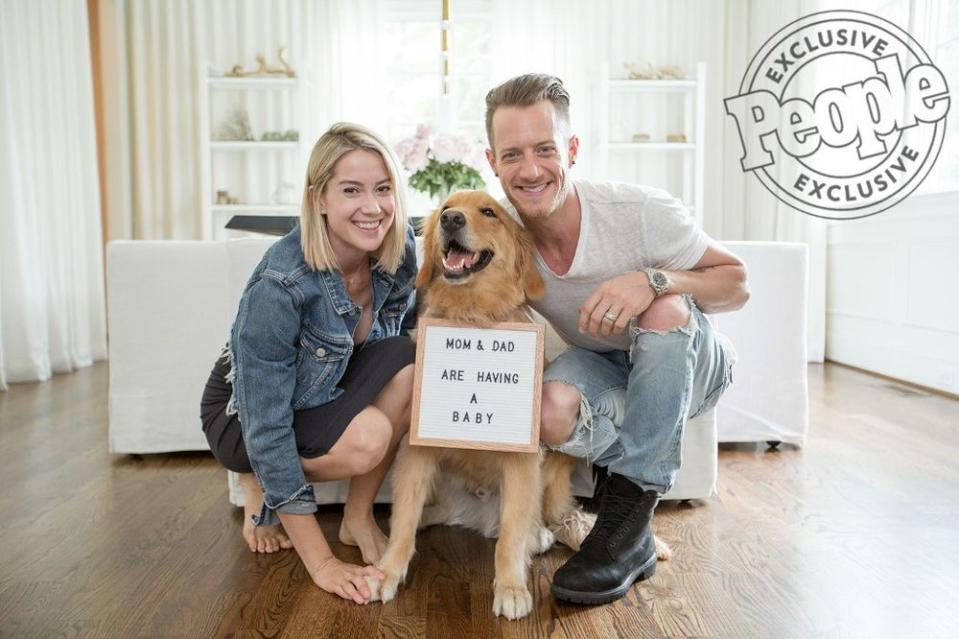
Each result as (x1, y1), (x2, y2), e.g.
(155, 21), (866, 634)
(583, 483), (637, 546)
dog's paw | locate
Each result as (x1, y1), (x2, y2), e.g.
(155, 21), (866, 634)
(374, 571), (402, 603)
(370, 560), (409, 603)
(654, 534), (673, 561)
(364, 574), (383, 602)
(530, 526), (555, 555)
(493, 584), (533, 619)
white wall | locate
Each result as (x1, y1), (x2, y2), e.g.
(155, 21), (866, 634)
(826, 192), (959, 395)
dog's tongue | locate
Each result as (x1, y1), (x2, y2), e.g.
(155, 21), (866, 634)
(445, 248), (476, 270)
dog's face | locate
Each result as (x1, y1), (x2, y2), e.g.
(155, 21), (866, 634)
(416, 191), (544, 302)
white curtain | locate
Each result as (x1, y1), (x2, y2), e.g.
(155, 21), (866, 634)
(490, 0), (828, 361)
(0, 0), (107, 389)
(718, 0), (829, 362)
(97, 0), (384, 242)
(489, 0), (604, 180)
(100, 0), (846, 360)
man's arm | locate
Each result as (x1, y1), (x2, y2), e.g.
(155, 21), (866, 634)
(578, 240), (749, 337)
(661, 241), (750, 314)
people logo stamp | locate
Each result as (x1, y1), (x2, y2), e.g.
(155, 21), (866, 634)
(725, 10), (951, 220)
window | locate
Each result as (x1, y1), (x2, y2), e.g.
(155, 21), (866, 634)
(383, 0), (491, 141)
(922, 0), (959, 192)
(870, 0), (958, 193)
(383, 0), (494, 216)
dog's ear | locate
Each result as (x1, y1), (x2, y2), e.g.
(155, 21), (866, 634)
(415, 208), (441, 289)
(516, 225), (545, 301)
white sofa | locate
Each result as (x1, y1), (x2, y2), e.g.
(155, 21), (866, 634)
(713, 243), (809, 446)
(106, 238), (807, 505)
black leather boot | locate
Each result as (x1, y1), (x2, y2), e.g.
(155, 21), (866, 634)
(551, 472), (659, 604)
(582, 464), (609, 513)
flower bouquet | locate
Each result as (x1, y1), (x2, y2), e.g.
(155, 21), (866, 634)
(394, 125), (486, 203)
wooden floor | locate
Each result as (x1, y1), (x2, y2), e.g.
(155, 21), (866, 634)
(1, 362), (958, 638)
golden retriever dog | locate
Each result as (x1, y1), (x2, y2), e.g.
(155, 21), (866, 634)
(365, 191), (586, 619)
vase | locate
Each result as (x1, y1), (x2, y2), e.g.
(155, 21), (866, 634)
(435, 185), (451, 205)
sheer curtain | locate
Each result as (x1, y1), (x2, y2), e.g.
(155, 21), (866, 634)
(0, 1), (107, 389)
(97, 0), (384, 242)
(490, 0), (828, 361)
(488, 0), (604, 179)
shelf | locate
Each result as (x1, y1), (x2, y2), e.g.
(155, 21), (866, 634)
(609, 79), (696, 91)
(212, 204), (299, 213)
(200, 60), (311, 240)
(600, 61), (706, 227)
(207, 76), (297, 89)
(210, 141), (299, 151)
(608, 142), (696, 151)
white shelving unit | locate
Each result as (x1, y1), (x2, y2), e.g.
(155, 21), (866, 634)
(598, 62), (706, 226)
(198, 65), (311, 240)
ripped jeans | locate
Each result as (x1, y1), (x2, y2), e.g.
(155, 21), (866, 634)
(543, 294), (735, 494)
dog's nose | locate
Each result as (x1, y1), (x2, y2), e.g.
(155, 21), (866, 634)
(440, 209), (465, 232)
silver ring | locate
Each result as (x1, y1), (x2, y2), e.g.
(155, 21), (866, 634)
(603, 311), (618, 322)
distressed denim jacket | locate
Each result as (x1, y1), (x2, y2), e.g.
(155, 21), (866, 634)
(226, 224), (417, 526)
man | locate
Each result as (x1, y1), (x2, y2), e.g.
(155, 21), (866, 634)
(484, 74), (749, 605)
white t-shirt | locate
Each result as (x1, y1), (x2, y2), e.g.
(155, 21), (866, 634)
(503, 180), (709, 352)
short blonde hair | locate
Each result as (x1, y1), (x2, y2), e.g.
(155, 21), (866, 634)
(300, 122), (409, 273)
(485, 74), (571, 149)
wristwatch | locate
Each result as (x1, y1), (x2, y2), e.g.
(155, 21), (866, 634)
(644, 268), (670, 298)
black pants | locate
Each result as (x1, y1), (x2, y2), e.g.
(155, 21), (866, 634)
(200, 336), (416, 473)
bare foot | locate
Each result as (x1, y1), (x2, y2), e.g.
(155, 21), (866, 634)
(338, 511), (388, 565)
(238, 473), (293, 554)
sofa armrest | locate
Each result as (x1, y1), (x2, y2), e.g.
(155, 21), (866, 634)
(107, 241), (230, 453)
(716, 241), (809, 445)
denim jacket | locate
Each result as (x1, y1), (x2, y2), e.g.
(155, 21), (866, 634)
(227, 223), (417, 526)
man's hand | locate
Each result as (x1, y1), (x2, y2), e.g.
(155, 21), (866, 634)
(578, 272), (655, 338)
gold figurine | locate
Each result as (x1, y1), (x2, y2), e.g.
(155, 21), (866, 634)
(225, 47), (296, 78)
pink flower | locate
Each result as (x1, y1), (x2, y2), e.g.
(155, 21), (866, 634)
(432, 131), (476, 164)
(394, 135), (429, 172)
(465, 142), (488, 171)
(431, 132), (459, 164)
(406, 137), (429, 171)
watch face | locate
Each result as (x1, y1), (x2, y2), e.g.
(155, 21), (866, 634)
(652, 271), (668, 290)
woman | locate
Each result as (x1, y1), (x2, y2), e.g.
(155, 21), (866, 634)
(200, 122), (417, 604)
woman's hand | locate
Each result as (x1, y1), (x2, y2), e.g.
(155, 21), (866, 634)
(309, 555), (385, 604)
(277, 511), (384, 604)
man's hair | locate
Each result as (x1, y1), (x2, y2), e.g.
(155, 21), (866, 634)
(484, 73), (571, 148)
(300, 122), (408, 273)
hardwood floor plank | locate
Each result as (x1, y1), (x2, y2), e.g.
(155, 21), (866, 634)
(2, 361), (959, 637)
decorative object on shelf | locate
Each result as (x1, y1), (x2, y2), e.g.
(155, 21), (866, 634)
(215, 189), (242, 205)
(225, 47), (296, 78)
(623, 62), (686, 81)
(602, 61), (705, 226)
(272, 181), (297, 205)
(260, 129), (299, 141)
(213, 109), (255, 141)
(394, 125), (485, 202)
(201, 58), (309, 240)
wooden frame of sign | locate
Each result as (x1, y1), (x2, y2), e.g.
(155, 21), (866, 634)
(409, 318), (545, 453)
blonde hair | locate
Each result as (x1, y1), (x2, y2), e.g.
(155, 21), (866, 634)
(300, 122), (408, 273)
(485, 74), (571, 148)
